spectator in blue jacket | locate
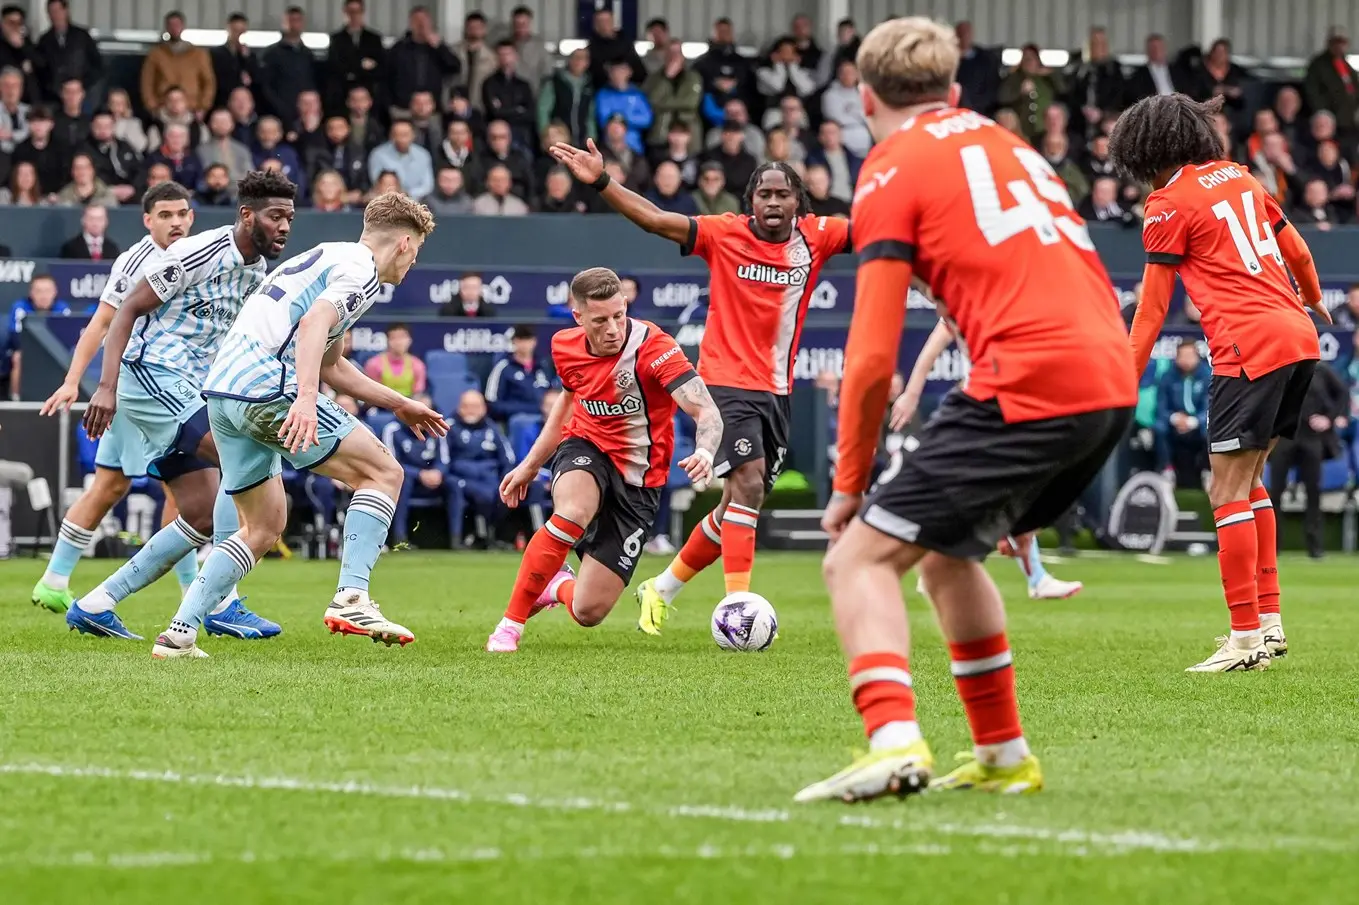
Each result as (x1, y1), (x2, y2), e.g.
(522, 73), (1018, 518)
(595, 59), (653, 154)
(7, 274), (72, 399)
(252, 115), (308, 199)
(447, 388), (515, 542)
(485, 324), (552, 426)
(1155, 339), (1209, 486)
(387, 394), (465, 548)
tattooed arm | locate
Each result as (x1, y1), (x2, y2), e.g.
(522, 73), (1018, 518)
(670, 375), (723, 490)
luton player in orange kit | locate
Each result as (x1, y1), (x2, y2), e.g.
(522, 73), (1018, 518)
(549, 139), (851, 635)
(485, 268), (723, 653)
(1108, 94), (1328, 673)
(794, 18), (1138, 804)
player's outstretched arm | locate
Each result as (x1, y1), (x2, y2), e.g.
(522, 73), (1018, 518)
(1129, 264), (1177, 375)
(889, 317), (954, 431)
(42, 302), (116, 416)
(548, 139), (691, 245)
(1275, 223), (1331, 325)
(500, 389), (572, 506)
(83, 280), (164, 439)
(670, 376), (722, 490)
(318, 351), (448, 441)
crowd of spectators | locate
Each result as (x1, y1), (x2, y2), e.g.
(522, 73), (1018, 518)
(4, 4), (1359, 231)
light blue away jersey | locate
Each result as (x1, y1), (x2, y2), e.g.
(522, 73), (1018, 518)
(100, 235), (160, 310)
(123, 225), (266, 383)
(204, 242), (383, 402)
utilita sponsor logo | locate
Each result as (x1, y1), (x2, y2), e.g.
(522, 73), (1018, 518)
(736, 263), (807, 286)
(580, 396), (642, 417)
(651, 282), (702, 307)
(68, 272), (110, 299)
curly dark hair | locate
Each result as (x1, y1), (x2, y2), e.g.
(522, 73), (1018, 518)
(1107, 94), (1226, 185)
(742, 161), (811, 218)
(237, 169), (297, 209)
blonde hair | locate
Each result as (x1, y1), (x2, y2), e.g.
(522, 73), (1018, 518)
(362, 191), (437, 238)
(570, 267), (622, 306)
(856, 17), (958, 110)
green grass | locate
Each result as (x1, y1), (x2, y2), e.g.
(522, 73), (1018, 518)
(2, 550), (1358, 904)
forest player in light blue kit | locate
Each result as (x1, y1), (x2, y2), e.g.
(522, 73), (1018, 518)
(73, 171), (298, 641)
(150, 192), (446, 659)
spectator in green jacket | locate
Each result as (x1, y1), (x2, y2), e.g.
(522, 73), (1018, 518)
(643, 42), (703, 151)
(1040, 130), (1089, 206)
(536, 48), (595, 146)
(998, 44), (1065, 144)
(691, 161), (740, 215)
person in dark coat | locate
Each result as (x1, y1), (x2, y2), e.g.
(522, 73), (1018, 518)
(954, 21), (1000, 114)
(388, 405), (466, 549)
(259, 6), (318, 120)
(481, 41), (535, 150)
(326, 0), (387, 114)
(445, 389), (514, 541)
(36, 0), (101, 105)
(1065, 27), (1125, 144)
(1124, 33), (1191, 105)
(389, 7), (461, 112)
(1267, 364), (1351, 558)
(210, 13), (262, 111)
(586, 7), (645, 88)
(1304, 27), (1359, 147)
(0, 5), (43, 103)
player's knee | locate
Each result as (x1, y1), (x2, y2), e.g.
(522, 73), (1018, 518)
(367, 453), (405, 499)
(569, 599), (608, 627)
(821, 540), (855, 588)
(918, 553), (965, 592)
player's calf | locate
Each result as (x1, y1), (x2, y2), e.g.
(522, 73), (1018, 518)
(720, 461), (766, 594)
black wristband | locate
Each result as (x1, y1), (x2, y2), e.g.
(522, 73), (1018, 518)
(591, 172), (611, 191)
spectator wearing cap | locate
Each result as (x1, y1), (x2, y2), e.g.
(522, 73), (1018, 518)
(37, 1), (102, 106)
(701, 121), (757, 196)
(537, 47), (595, 147)
(648, 120), (699, 188)
(805, 164), (849, 217)
(587, 7), (644, 89)
(1306, 27), (1359, 145)
(805, 121), (860, 203)
(822, 59), (871, 158)
(0, 5), (41, 102)
(12, 105), (68, 197)
(424, 166), (474, 215)
(261, 7), (317, 120)
(756, 36), (816, 109)
(327, 0), (386, 114)
(140, 11), (215, 114)
(646, 160), (699, 215)
(644, 42), (703, 152)
(482, 40), (535, 150)
(467, 118), (534, 200)
(642, 18), (673, 75)
(599, 114), (651, 191)
(694, 18), (751, 102)
(390, 6), (460, 114)
(508, 6), (550, 95)
(692, 161), (740, 215)
(954, 21), (999, 114)
(452, 11), (495, 114)
(486, 325), (552, 425)
(473, 163), (529, 216)
(704, 98), (765, 160)
(699, 62), (744, 132)
(596, 59), (653, 155)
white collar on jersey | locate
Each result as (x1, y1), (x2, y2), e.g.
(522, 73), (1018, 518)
(900, 103), (952, 132)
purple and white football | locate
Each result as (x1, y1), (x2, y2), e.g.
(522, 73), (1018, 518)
(710, 593), (778, 652)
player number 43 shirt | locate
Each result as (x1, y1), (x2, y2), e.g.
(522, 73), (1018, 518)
(553, 319), (697, 489)
(1141, 161), (1319, 378)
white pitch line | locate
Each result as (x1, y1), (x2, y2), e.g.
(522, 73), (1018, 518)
(0, 762), (1342, 857)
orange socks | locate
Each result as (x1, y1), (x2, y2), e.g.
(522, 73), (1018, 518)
(672, 511), (723, 582)
(720, 502), (759, 594)
(503, 514), (583, 624)
(1250, 487), (1280, 617)
(949, 634), (1023, 747)
(849, 653), (916, 737)
(1214, 500), (1260, 632)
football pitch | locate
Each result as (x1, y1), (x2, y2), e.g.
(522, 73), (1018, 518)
(1, 550), (1356, 903)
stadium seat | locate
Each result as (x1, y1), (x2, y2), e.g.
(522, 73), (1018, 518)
(424, 351), (468, 386)
(431, 372), (482, 416)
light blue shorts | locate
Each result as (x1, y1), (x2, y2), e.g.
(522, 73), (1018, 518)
(93, 409), (154, 477)
(206, 393), (360, 494)
(118, 360), (213, 480)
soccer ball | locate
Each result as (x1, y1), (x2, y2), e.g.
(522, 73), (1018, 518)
(710, 592), (778, 652)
